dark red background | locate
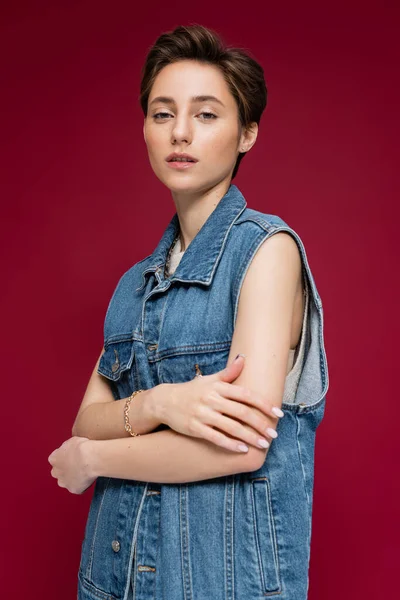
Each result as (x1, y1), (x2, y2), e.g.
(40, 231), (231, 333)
(1, 1), (398, 597)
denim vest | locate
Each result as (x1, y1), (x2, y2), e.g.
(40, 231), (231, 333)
(77, 183), (329, 600)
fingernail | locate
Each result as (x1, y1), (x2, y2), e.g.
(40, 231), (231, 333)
(235, 353), (246, 361)
(258, 438), (270, 448)
(237, 443), (249, 452)
(272, 406), (284, 418)
(266, 427), (278, 439)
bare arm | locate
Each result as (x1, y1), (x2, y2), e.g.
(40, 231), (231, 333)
(85, 425), (258, 484)
(71, 349), (163, 439)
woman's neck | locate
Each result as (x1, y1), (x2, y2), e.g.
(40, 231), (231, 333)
(171, 180), (231, 252)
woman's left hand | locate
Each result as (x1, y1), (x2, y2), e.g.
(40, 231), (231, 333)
(48, 436), (96, 495)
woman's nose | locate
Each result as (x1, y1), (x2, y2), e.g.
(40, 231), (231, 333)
(170, 117), (192, 144)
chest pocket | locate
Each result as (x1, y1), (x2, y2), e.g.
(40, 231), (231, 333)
(98, 338), (136, 399)
(157, 341), (232, 384)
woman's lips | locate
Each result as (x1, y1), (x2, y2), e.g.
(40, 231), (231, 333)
(166, 160), (198, 170)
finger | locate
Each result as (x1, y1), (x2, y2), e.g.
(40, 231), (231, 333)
(215, 354), (245, 382)
(215, 380), (284, 420)
(207, 393), (275, 440)
(192, 421), (250, 454)
(206, 410), (271, 450)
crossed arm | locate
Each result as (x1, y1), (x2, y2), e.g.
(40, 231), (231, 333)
(71, 232), (303, 484)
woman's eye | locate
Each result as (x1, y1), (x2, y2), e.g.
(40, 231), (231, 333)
(153, 112), (172, 120)
(199, 112), (217, 120)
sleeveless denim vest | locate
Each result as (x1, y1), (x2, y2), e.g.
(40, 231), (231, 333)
(77, 183), (329, 600)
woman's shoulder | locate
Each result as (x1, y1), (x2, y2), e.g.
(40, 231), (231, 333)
(233, 207), (310, 261)
(232, 206), (323, 308)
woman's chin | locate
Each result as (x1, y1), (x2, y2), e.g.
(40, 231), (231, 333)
(162, 174), (201, 193)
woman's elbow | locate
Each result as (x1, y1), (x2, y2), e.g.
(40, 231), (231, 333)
(228, 446), (267, 475)
(71, 416), (83, 437)
(245, 446), (269, 472)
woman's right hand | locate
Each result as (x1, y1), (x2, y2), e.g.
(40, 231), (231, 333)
(156, 355), (284, 453)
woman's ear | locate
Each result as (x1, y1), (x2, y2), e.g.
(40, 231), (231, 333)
(239, 122), (258, 153)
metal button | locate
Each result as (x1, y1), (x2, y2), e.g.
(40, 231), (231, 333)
(111, 540), (121, 552)
(111, 349), (120, 373)
(138, 565), (156, 572)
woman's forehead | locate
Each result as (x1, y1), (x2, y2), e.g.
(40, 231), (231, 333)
(150, 61), (230, 101)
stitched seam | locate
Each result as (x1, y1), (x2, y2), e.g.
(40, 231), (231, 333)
(149, 340), (232, 363)
(250, 478), (282, 595)
(87, 477), (111, 580)
(112, 482), (125, 582)
(79, 569), (117, 600)
(155, 291), (170, 382)
(295, 414), (311, 510)
(122, 484), (149, 600)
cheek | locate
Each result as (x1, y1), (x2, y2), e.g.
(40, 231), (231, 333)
(206, 129), (238, 160)
(145, 132), (158, 157)
(144, 126), (165, 156)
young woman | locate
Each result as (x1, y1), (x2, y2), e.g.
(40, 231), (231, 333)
(48, 24), (329, 600)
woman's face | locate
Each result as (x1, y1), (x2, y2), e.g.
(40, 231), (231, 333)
(143, 60), (255, 195)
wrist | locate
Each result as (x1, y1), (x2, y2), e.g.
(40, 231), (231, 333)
(83, 439), (102, 479)
(146, 383), (168, 425)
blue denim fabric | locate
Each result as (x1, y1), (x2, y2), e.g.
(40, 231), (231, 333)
(77, 183), (329, 600)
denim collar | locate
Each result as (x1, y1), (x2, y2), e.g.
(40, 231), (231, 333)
(138, 183), (247, 288)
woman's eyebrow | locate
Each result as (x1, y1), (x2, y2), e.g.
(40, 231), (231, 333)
(149, 95), (225, 107)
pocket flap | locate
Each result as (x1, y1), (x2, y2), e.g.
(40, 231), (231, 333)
(98, 339), (134, 381)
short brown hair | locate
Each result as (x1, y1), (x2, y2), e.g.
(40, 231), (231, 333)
(139, 24), (268, 180)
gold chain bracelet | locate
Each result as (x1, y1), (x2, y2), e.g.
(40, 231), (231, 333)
(123, 390), (144, 437)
